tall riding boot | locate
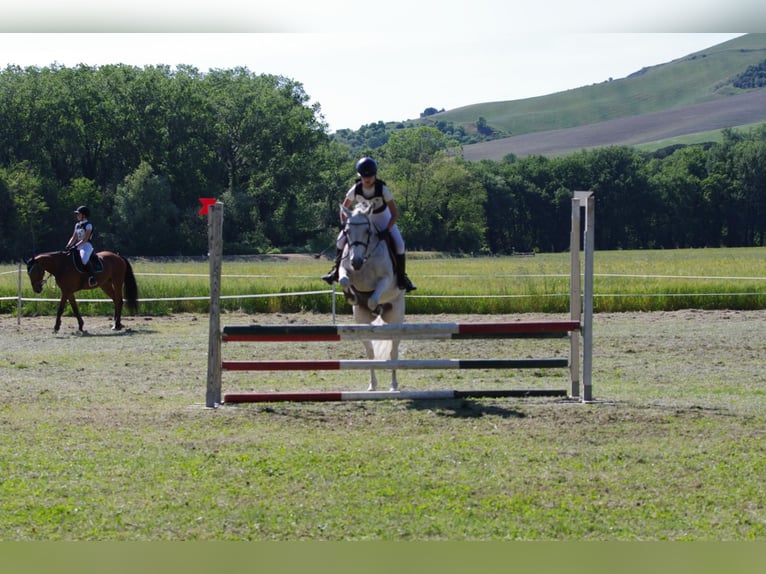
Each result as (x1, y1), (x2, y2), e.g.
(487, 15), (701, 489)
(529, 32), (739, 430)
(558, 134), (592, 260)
(395, 253), (416, 292)
(321, 249), (343, 285)
(84, 260), (97, 287)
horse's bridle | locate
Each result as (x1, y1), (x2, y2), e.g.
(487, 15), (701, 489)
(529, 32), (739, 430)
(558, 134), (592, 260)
(26, 259), (50, 291)
(344, 216), (381, 265)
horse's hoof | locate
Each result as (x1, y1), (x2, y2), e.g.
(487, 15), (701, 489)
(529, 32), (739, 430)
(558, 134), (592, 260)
(112, 325), (122, 331)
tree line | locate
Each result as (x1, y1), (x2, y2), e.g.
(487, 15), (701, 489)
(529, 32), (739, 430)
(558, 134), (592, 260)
(0, 64), (764, 263)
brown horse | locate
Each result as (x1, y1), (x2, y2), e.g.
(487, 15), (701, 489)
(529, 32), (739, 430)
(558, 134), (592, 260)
(25, 250), (139, 333)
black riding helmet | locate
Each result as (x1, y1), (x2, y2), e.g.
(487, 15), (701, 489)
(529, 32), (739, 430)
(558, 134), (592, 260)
(355, 157), (377, 177)
(74, 205), (90, 218)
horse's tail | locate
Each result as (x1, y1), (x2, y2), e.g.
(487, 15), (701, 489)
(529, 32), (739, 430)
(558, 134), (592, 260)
(371, 315), (393, 360)
(122, 256), (139, 313)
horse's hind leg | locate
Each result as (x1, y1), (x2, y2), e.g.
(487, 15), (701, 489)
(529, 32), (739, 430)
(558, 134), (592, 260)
(102, 282), (124, 330)
(389, 339), (400, 391)
(362, 340), (378, 391)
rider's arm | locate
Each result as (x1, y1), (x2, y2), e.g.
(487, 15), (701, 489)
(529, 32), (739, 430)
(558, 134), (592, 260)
(385, 199), (399, 230)
(81, 225), (93, 244)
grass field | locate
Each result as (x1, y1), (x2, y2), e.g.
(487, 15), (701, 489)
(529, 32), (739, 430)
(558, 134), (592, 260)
(1, 310), (764, 541)
(1, 248), (765, 543)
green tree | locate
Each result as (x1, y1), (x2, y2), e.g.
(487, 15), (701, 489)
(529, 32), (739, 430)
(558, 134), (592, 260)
(733, 133), (766, 246)
(380, 127), (453, 248)
(4, 161), (49, 254)
(430, 159), (487, 253)
(111, 162), (179, 255)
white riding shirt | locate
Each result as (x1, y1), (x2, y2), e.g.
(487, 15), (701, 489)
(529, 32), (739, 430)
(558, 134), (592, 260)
(337, 182), (405, 254)
(74, 220), (94, 264)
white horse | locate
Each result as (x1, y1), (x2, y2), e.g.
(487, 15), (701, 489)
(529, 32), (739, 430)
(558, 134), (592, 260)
(338, 203), (406, 391)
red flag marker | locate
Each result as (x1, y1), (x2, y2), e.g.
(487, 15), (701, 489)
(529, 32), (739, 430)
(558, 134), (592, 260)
(198, 198), (217, 215)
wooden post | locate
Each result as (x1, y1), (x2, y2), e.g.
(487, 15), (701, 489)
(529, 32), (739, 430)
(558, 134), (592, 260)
(581, 192), (595, 402)
(206, 202), (223, 408)
(569, 196), (582, 399)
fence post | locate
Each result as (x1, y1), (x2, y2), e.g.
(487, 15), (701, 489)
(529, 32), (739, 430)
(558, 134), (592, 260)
(17, 261), (23, 326)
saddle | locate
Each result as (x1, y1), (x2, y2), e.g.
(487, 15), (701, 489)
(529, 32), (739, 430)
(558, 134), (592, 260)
(70, 250), (103, 274)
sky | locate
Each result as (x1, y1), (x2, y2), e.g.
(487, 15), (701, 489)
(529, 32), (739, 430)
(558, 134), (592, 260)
(0, 1), (761, 132)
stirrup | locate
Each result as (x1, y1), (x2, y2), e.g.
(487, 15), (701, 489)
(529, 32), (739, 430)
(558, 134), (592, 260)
(88, 276), (98, 287)
(399, 276), (416, 292)
(321, 270), (337, 285)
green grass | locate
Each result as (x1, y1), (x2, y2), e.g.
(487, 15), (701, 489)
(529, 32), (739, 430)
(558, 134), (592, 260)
(3, 247), (765, 317)
(1, 308), (765, 541)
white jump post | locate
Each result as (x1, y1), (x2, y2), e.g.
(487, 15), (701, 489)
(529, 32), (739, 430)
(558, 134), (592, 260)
(571, 191), (594, 402)
(206, 201), (224, 408)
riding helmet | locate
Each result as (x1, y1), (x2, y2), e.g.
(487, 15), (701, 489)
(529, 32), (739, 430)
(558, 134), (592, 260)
(356, 157), (378, 177)
(74, 205), (90, 217)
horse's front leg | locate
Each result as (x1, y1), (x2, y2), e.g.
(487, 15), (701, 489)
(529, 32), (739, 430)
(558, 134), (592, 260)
(338, 264), (351, 289)
(68, 295), (85, 332)
(362, 340), (378, 391)
(53, 295), (67, 333)
(367, 275), (396, 314)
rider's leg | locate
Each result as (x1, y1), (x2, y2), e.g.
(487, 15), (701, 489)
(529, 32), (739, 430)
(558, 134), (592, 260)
(390, 227), (416, 292)
(394, 253), (416, 292)
(80, 245), (97, 287)
(322, 232), (346, 285)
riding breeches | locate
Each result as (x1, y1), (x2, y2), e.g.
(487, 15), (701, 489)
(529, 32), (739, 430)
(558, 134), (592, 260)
(79, 243), (94, 265)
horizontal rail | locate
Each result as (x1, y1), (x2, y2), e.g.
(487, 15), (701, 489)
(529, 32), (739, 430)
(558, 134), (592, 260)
(223, 388), (568, 403)
(222, 321), (580, 342)
(222, 358), (569, 371)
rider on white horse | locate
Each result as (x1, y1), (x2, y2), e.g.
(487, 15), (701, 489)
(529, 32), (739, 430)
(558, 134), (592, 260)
(322, 157), (416, 292)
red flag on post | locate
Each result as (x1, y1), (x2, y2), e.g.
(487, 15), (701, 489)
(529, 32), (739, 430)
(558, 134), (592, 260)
(198, 198), (217, 215)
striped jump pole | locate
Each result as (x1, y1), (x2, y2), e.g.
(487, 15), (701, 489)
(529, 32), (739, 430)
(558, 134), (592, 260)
(222, 320), (580, 342)
(224, 388), (568, 404)
(222, 357), (569, 371)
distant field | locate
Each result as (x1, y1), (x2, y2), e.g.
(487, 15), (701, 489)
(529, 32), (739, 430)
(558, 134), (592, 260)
(462, 89), (766, 160)
(3, 247), (765, 318)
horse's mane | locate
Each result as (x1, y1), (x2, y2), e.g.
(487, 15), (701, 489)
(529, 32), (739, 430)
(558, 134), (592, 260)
(350, 201), (373, 218)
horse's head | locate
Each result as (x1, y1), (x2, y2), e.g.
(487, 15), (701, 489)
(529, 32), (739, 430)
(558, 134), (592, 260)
(24, 256), (45, 294)
(343, 204), (376, 271)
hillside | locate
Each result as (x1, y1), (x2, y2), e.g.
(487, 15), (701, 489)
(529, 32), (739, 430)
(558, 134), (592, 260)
(420, 33), (766, 159)
(461, 88), (766, 160)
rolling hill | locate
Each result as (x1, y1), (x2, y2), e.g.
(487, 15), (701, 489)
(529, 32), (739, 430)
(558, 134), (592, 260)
(461, 88), (766, 159)
(416, 34), (766, 160)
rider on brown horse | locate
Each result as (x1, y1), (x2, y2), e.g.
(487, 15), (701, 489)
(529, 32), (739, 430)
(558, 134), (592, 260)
(65, 205), (97, 287)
